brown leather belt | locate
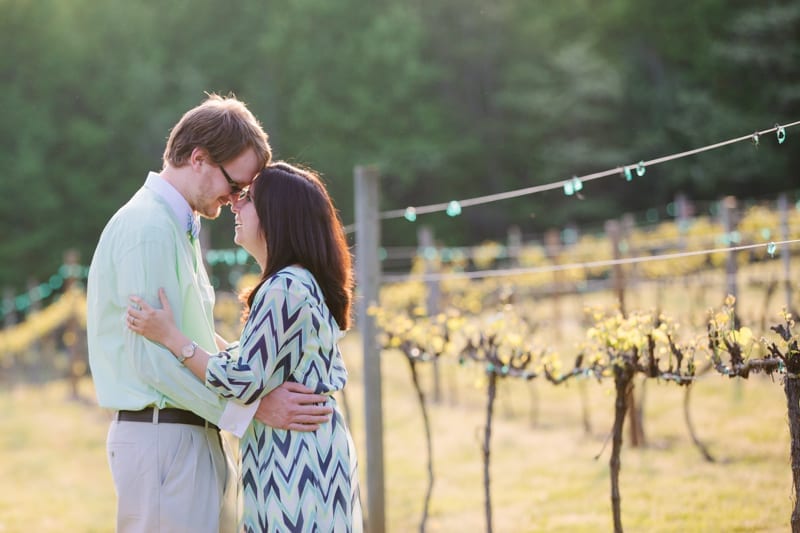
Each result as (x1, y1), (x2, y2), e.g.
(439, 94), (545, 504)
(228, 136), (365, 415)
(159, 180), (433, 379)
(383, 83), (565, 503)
(117, 407), (218, 431)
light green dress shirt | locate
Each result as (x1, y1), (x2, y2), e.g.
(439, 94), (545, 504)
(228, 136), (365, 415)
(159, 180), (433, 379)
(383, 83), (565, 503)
(87, 172), (254, 436)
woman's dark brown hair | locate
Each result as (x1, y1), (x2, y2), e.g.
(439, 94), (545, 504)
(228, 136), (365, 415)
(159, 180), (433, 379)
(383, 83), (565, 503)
(244, 161), (353, 330)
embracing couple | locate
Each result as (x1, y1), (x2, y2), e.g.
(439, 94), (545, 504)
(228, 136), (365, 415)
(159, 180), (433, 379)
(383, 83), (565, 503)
(86, 94), (362, 532)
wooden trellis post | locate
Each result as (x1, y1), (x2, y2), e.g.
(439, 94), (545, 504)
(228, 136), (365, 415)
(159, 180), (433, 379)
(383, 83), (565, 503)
(605, 219), (626, 316)
(418, 225), (441, 403)
(354, 165), (385, 533)
(778, 194), (794, 314)
(721, 196), (739, 322)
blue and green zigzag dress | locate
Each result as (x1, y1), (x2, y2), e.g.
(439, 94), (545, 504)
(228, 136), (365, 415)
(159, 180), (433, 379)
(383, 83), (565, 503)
(206, 266), (362, 532)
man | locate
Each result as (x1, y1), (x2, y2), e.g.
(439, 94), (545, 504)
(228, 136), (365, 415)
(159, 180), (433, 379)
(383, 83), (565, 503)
(87, 94), (332, 533)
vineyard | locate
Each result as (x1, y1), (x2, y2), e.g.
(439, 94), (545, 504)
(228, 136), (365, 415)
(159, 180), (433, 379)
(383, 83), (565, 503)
(4, 2), (800, 530)
(369, 263), (799, 532)
(358, 185), (800, 532)
(1, 193), (799, 532)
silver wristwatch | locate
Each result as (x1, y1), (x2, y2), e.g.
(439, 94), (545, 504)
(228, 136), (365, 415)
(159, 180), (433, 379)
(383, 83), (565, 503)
(179, 341), (198, 364)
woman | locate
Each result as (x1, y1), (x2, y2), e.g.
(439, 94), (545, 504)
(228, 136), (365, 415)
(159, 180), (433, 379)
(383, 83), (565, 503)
(127, 161), (362, 532)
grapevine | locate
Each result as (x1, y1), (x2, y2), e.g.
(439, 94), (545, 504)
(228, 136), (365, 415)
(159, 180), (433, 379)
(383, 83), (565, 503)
(708, 296), (800, 532)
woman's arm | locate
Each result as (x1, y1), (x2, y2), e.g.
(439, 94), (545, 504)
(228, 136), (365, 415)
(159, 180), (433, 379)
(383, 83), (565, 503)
(127, 288), (211, 382)
(205, 279), (311, 404)
(127, 284), (333, 430)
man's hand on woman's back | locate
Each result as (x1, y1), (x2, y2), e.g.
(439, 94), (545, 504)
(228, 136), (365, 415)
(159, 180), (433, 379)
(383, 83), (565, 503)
(255, 381), (333, 431)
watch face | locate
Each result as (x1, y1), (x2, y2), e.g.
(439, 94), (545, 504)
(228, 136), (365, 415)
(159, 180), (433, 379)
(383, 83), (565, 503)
(182, 342), (196, 359)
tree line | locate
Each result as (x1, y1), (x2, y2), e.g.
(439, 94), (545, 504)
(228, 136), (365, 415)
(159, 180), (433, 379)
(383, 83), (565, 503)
(1, 0), (798, 291)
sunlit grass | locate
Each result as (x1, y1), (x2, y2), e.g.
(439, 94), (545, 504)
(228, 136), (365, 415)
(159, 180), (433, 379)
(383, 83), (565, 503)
(0, 331), (792, 532)
(0, 379), (114, 533)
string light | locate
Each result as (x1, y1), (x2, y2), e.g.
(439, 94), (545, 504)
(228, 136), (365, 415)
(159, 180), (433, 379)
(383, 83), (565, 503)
(446, 200), (462, 217)
(370, 120), (799, 222)
(206, 249), (255, 267)
(13, 120), (795, 309)
(563, 176), (583, 196)
(1, 265), (88, 318)
(777, 124), (787, 144)
(623, 167), (633, 181)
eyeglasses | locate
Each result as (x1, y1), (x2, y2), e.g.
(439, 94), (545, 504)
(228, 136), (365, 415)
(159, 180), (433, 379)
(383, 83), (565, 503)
(219, 164), (249, 200)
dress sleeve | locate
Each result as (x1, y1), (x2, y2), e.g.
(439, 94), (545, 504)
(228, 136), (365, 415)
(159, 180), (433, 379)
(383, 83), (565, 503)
(205, 277), (311, 405)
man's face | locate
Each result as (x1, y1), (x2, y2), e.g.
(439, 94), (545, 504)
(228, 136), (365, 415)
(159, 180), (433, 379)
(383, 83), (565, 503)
(194, 148), (260, 220)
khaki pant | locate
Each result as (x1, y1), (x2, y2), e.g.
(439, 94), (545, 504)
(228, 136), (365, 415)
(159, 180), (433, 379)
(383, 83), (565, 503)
(107, 416), (239, 533)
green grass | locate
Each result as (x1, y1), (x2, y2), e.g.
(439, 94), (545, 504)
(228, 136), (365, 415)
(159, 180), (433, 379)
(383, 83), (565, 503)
(0, 379), (115, 532)
(0, 337), (793, 532)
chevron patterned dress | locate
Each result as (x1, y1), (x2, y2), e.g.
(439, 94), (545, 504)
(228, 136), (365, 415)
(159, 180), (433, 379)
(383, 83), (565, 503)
(206, 266), (362, 532)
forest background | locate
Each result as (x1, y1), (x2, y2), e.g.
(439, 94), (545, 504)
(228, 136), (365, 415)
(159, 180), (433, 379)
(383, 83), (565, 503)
(1, 0), (798, 291)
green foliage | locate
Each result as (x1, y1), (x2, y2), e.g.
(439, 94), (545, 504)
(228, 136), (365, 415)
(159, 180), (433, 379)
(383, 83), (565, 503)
(0, 0), (797, 291)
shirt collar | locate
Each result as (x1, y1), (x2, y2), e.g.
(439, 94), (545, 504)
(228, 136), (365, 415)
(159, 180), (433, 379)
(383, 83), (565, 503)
(144, 172), (200, 240)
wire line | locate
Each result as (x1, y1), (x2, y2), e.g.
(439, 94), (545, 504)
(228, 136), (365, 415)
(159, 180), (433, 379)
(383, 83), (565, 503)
(373, 120), (800, 221)
(381, 238), (800, 283)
